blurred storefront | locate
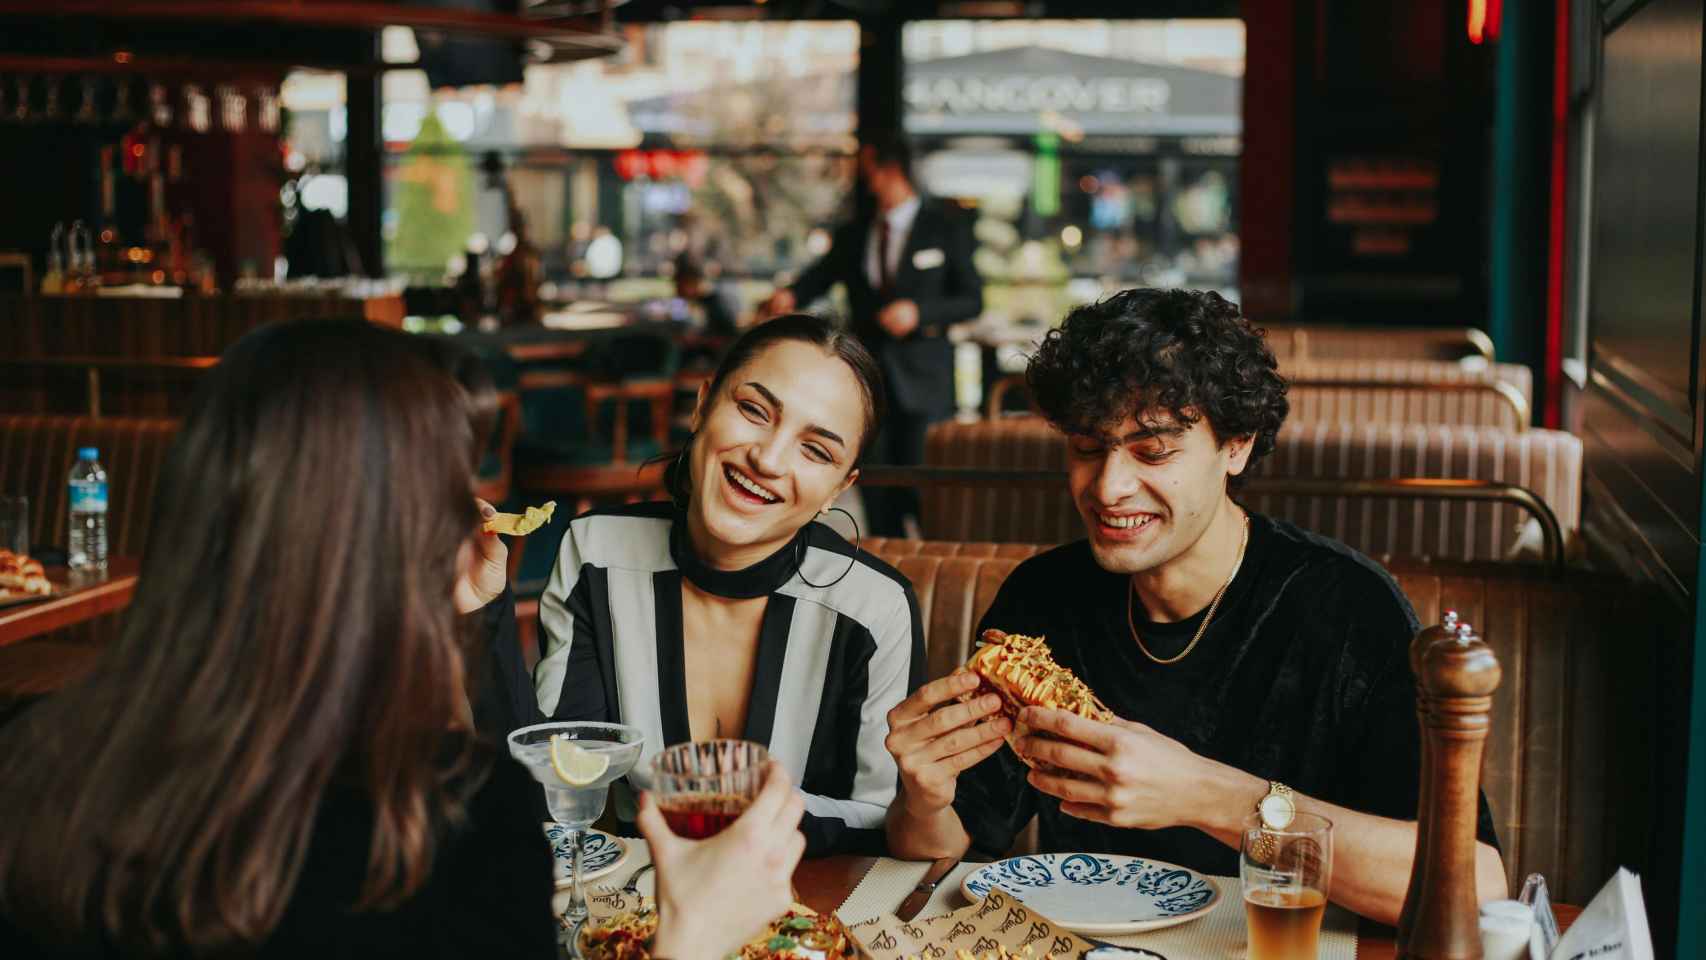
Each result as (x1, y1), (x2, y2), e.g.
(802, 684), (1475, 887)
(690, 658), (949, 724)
(903, 19), (1242, 342)
(282, 20), (858, 320)
(277, 18), (1242, 330)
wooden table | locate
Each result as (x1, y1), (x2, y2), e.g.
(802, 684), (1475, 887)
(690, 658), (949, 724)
(791, 856), (1581, 959)
(0, 559), (140, 649)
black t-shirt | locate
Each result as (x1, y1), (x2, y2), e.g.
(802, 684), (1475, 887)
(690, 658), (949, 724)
(953, 512), (1500, 876)
(0, 744), (557, 959)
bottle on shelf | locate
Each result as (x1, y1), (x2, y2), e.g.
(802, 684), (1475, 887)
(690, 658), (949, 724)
(67, 220), (95, 292)
(40, 221), (65, 294)
(97, 144), (123, 282)
(68, 447), (109, 574)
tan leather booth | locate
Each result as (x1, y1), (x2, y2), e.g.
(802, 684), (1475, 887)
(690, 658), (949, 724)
(1264, 324), (1495, 365)
(865, 537), (1655, 906)
(1244, 422), (1582, 562)
(1286, 359), (1534, 432)
(922, 417), (1582, 563)
(988, 358), (1530, 431)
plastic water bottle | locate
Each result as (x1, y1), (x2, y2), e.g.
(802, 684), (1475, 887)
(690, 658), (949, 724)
(68, 446), (108, 573)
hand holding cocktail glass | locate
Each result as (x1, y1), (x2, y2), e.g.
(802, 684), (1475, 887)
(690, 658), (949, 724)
(637, 753), (805, 960)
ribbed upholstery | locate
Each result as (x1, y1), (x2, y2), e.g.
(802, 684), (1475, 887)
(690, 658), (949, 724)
(866, 537), (1655, 905)
(1385, 562), (1656, 906)
(1246, 423), (1582, 562)
(921, 417), (1582, 563)
(1264, 324), (1492, 364)
(986, 358), (1530, 430)
(919, 418), (1079, 545)
(0, 415), (178, 557)
(1285, 359), (1533, 432)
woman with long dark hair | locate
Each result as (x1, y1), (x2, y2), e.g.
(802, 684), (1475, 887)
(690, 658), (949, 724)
(470, 314), (930, 857)
(0, 321), (803, 959)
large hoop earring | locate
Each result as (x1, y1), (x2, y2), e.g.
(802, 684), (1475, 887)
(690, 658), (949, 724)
(795, 506), (860, 589)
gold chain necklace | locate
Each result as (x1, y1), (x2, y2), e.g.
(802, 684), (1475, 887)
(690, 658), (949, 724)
(1127, 511), (1250, 665)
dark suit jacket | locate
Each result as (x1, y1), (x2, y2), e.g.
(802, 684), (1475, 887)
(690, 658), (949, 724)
(790, 198), (983, 418)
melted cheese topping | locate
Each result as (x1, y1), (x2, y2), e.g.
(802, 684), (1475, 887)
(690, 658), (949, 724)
(967, 632), (1112, 722)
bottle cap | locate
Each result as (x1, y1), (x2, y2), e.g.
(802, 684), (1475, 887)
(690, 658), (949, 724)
(77, 446), (99, 460)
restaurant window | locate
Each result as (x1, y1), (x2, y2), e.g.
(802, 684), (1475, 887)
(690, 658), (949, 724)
(279, 70), (354, 278)
(902, 19), (1244, 329)
(280, 22), (861, 313)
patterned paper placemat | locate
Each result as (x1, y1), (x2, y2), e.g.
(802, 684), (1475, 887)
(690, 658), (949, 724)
(835, 857), (1357, 960)
(564, 839), (657, 916)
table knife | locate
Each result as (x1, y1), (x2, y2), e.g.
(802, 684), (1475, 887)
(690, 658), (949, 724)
(896, 856), (961, 921)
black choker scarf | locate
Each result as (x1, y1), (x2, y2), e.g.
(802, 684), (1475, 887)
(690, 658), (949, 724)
(669, 509), (808, 600)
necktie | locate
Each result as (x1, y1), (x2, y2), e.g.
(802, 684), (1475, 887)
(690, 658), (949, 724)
(876, 217), (894, 296)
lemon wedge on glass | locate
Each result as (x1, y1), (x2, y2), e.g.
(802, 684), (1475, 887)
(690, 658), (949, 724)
(549, 734), (610, 786)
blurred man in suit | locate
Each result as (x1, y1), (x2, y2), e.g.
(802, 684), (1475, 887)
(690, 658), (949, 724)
(762, 134), (983, 536)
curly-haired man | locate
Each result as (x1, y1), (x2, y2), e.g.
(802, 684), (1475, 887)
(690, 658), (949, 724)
(882, 289), (1505, 924)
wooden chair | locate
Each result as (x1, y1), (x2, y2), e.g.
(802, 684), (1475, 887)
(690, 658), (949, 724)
(512, 459), (667, 519)
(0, 252), (32, 296)
(984, 373), (1035, 420)
(474, 390), (522, 506)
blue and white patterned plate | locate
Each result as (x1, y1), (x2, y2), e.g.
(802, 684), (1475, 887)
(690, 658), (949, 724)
(542, 825), (630, 889)
(961, 854), (1220, 935)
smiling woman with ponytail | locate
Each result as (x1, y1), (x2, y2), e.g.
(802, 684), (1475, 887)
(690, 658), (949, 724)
(469, 314), (927, 858)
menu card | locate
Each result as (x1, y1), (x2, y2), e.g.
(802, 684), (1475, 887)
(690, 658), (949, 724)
(584, 887), (1152, 960)
(848, 890), (1110, 960)
(586, 887), (649, 922)
(1547, 869), (1653, 960)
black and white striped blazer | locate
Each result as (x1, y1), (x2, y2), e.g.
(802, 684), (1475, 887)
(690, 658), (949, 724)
(478, 501), (924, 856)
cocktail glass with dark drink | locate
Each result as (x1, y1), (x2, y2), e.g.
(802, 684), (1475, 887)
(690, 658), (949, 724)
(650, 739), (768, 839)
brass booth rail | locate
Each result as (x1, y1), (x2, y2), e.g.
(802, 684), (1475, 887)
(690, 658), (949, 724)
(985, 374), (1529, 428)
(855, 467), (1564, 572)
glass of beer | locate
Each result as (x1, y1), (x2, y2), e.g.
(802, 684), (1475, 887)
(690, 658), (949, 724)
(1240, 811), (1333, 960)
(650, 739), (768, 839)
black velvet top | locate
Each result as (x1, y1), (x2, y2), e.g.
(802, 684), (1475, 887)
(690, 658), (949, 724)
(0, 743), (556, 959)
(953, 512), (1500, 875)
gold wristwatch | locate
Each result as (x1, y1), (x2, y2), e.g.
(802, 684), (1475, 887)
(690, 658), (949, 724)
(1251, 782), (1294, 864)
(1258, 781), (1296, 829)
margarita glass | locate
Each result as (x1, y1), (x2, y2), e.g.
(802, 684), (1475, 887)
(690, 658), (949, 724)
(507, 721), (645, 925)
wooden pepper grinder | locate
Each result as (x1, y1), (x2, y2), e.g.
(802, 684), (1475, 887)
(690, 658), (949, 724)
(1398, 620), (1501, 959)
(1397, 610), (1460, 947)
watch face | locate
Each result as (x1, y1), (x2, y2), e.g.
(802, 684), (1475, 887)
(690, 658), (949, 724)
(1259, 794), (1295, 829)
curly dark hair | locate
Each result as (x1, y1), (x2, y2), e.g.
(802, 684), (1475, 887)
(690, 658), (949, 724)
(1026, 288), (1289, 473)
